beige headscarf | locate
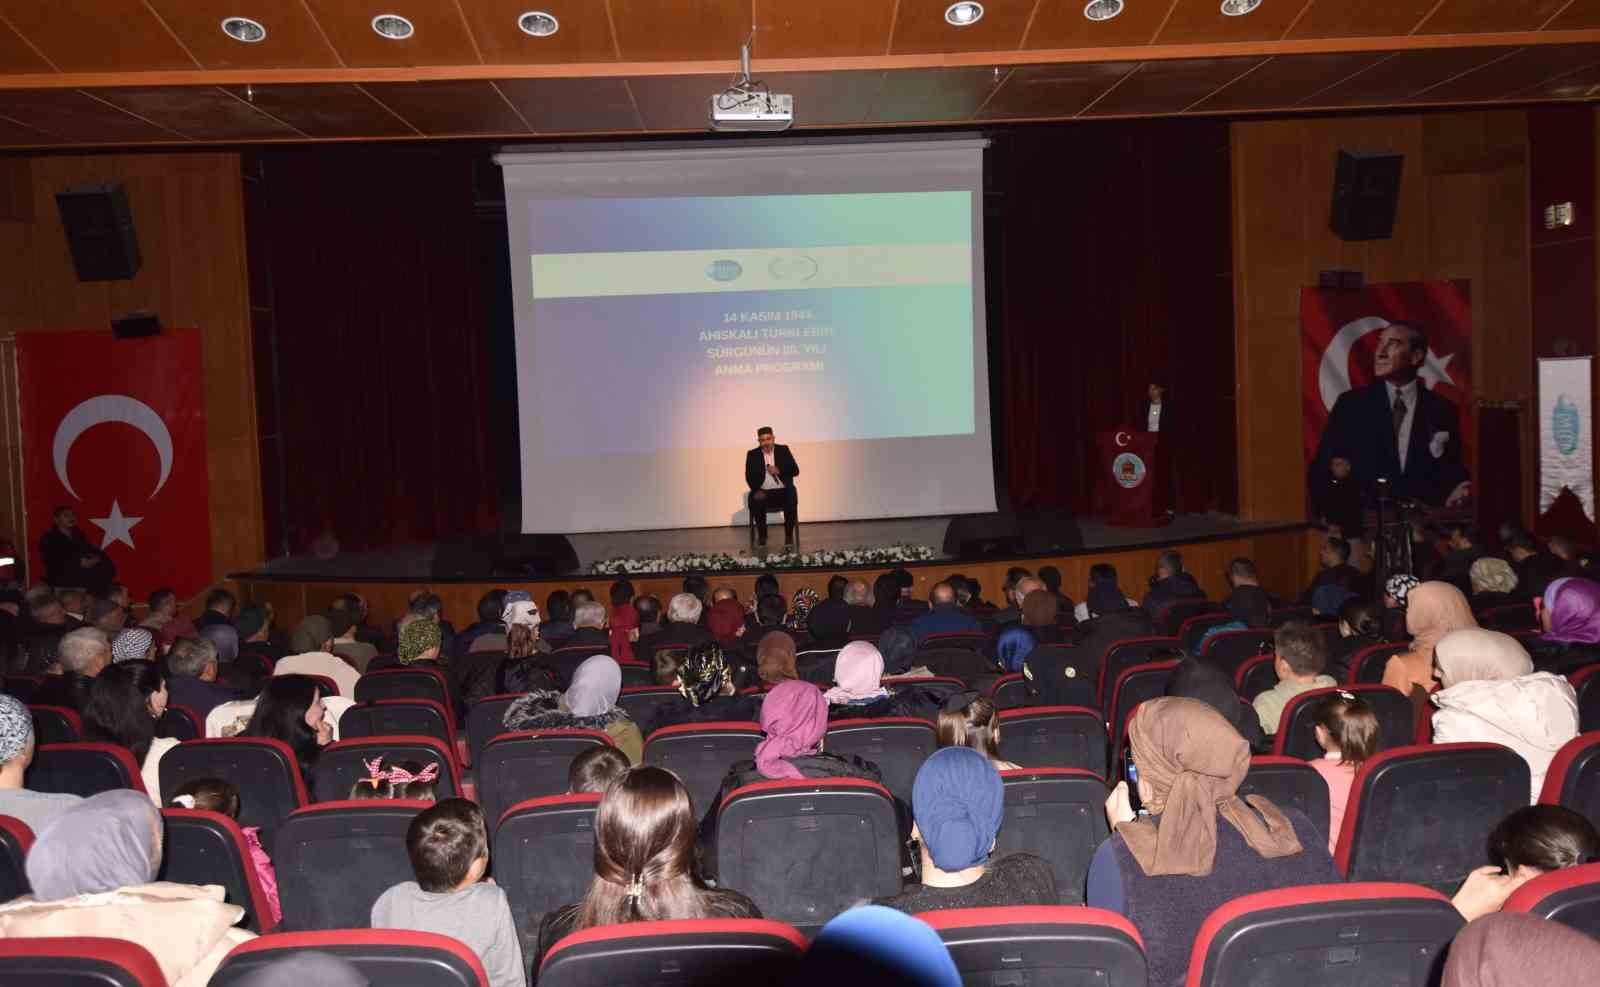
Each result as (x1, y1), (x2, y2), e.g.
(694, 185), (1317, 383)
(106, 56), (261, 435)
(1469, 558), (1519, 596)
(1388, 582), (1479, 693)
(757, 632), (798, 685)
(1117, 697), (1304, 877)
(1435, 629), (1533, 689)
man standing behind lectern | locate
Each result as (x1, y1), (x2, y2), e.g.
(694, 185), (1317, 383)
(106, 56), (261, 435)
(745, 426), (799, 547)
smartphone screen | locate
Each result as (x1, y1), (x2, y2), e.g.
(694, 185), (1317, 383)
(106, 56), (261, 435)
(1124, 749), (1145, 815)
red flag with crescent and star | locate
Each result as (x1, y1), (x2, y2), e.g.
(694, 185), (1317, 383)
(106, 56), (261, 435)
(17, 329), (212, 598)
(1300, 279), (1473, 467)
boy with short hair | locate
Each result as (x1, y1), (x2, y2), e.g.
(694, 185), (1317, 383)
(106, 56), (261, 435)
(567, 745), (629, 794)
(371, 799), (524, 987)
(1252, 620), (1338, 735)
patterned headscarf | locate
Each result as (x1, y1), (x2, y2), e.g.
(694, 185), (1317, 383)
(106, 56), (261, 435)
(676, 641), (731, 707)
(787, 587), (819, 632)
(501, 591), (540, 630)
(1385, 574), (1421, 609)
(398, 618), (441, 663)
(112, 628), (155, 663)
(0, 693), (32, 763)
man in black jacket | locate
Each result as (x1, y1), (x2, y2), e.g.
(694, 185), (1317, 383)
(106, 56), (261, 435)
(744, 426), (799, 546)
(1142, 551), (1205, 615)
(38, 507), (115, 595)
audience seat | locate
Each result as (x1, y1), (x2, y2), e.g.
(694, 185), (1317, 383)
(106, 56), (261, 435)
(155, 704), (204, 741)
(2, 675), (41, 703)
(1200, 629), (1275, 681)
(1477, 602), (1538, 632)
(0, 937), (166, 987)
(275, 800), (430, 931)
(464, 693), (522, 768)
(158, 807), (277, 933)
(27, 705), (81, 745)
(538, 918), (807, 987)
(714, 778), (902, 931)
(1186, 883), (1463, 987)
(1152, 599), (1221, 636)
(159, 737), (309, 851)
(643, 721), (763, 818)
(493, 793), (601, 962)
(824, 717), (937, 805)
(1347, 642), (1409, 686)
(996, 706), (1107, 774)
(1335, 743), (1530, 892)
(616, 686), (682, 732)
(0, 814), (31, 903)
(1180, 612), (1238, 654)
(338, 699), (458, 754)
(921, 906), (1146, 987)
(1538, 732), (1600, 827)
(998, 768), (1110, 904)
(884, 675), (968, 708)
(1098, 637), (1180, 708)
(476, 729), (614, 830)
(1503, 861), (1600, 939)
(987, 672), (1028, 710)
(354, 667), (453, 717)
(1572, 665), (1600, 733)
(542, 646), (611, 688)
(231, 651), (274, 687)
(211, 930), (487, 987)
(619, 661), (653, 688)
(1107, 659), (1181, 771)
(1273, 685), (1414, 761)
(294, 673), (343, 699)
(310, 735), (460, 803)
(25, 743), (145, 799)
(1233, 654), (1278, 702)
(1237, 756), (1332, 842)
(1268, 605), (1314, 626)
(919, 630), (990, 653)
(912, 647), (990, 683)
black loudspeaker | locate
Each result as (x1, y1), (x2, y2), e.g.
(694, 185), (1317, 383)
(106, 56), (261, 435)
(55, 182), (143, 281)
(1330, 149), (1403, 242)
(943, 514), (1024, 557)
(112, 312), (161, 339)
(432, 534), (579, 579)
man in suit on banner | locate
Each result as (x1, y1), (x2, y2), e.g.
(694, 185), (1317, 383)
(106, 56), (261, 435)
(745, 426), (799, 547)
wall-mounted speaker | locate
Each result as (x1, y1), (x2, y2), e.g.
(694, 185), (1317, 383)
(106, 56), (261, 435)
(55, 182), (142, 281)
(1330, 149), (1403, 242)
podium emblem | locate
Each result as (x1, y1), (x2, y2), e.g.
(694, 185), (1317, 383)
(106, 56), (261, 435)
(1112, 453), (1146, 489)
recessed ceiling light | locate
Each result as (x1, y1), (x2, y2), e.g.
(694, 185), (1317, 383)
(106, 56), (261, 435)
(517, 11), (559, 37)
(220, 16), (266, 43)
(944, 2), (984, 27)
(1083, 0), (1125, 21)
(1220, 0), (1262, 15)
(371, 14), (415, 40)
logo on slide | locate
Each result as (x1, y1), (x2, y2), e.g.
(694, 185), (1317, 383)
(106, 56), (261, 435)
(1554, 396), (1581, 456)
(1112, 453), (1146, 489)
(706, 259), (744, 283)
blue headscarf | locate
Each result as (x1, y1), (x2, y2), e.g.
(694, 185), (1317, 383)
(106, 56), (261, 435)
(803, 906), (961, 987)
(912, 746), (1005, 872)
(994, 624), (1037, 674)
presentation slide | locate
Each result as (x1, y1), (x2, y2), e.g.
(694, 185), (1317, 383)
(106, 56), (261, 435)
(501, 140), (997, 533)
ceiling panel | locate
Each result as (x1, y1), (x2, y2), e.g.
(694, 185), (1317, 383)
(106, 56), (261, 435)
(1024, 0), (1176, 48)
(889, 0), (1035, 54)
(1410, 43), (1600, 102)
(1544, 0), (1600, 31)
(625, 73), (726, 130)
(1286, 0), (1438, 39)
(144, 0), (342, 70)
(609, 0), (751, 62)
(1084, 57), (1264, 115)
(362, 80), (530, 135)
(457, 0), (619, 64)
(764, 70), (884, 126)
(0, 88), (180, 142)
(871, 66), (1004, 122)
(217, 84), (417, 137)
(753, 0), (896, 58)
(300, 0), (481, 68)
(0, 17), (51, 72)
(979, 61), (1138, 119)
(1303, 47), (1517, 106)
(1415, 0), (1573, 35)
(1154, 0), (1314, 45)
(88, 86), (301, 138)
(0, 0), (198, 71)
(1189, 51), (1389, 112)
(495, 77), (642, 132)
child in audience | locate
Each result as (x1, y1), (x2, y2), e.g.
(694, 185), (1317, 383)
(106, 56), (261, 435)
(1252, 621), (1337, 734)
(1307, 691), (1377, 853)
(935, 692), (1019, 771)
(372, 798), (524, 987)
(567, 745), (629, 794)
(348, 757), (441, 801)
(170, 776), (282, 927)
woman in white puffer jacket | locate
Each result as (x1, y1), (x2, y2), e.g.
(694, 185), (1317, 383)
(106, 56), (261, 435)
(1431, 628), (1579, 803)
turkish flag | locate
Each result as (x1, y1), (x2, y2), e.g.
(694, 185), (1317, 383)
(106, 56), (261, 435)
(18, 330), (212, 598)
(1300, 280), (1473, 467)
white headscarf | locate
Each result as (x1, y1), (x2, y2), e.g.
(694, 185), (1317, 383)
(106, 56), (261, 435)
(1435, 629), (1534, 689)
(565, 654), (621, 718)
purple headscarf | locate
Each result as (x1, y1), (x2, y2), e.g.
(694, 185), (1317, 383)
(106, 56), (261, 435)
(754, 679), (829, 781)
(1543, 578), (1600, 644)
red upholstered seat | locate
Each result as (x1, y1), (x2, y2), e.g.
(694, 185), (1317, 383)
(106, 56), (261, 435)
(338, 698), (458, 755)
(1098, 637), (1180, 707)
(0, 814), (33, 903)
(1272, 685), (1413, 760)
(1237, 756), (1332, 843)
(476, 729), (614, 829)
(1573, 665), (1600, 733)
(997, 705), (1106, 774)
(987, 672), (1028, 709)
(642, 721), (762, 820)
(27, 705), (81, 745)
(1347, 642), (1408, 685)
(355, 667), (453, 718)
(26, 743), (146, 798)
(0, 936), (166, 987)
(997, 768), (1110, 904)
(493, 793), (602, 963)
(463, 692), (523, 767)
(275, 800), (432, 931)
(1108, 661), (1180, 772)
(1179, 611), (1237, 652)
(211, 929), (487, 987)
(159, 737), (309, 852)
(1201, 629), (1275, 681)
(920, 905), (1145, 987)
(824, 717), (937, 804)
(155, 703), (205, 741)
(159, 808), (278, 933)
(539, 918), (807, 987)
(1233, 653), (1277, 701)
(1538, 731), (1600, 828)
(310, 734), (460, 802)
(1503, 861), (1600, 939)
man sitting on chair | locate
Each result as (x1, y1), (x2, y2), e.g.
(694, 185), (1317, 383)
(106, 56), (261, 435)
(745, 426), (799, 547)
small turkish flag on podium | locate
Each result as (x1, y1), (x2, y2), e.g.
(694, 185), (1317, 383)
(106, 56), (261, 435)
(1095, 430), (1168, 527)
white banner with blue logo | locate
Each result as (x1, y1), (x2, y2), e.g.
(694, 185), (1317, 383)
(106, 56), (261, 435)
(1540, 357), (1594, 521)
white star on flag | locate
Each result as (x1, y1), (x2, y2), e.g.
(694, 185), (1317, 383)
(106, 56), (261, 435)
(90, 500), (143, 550)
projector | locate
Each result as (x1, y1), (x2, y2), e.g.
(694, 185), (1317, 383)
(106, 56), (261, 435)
(709, 91), (793, 132)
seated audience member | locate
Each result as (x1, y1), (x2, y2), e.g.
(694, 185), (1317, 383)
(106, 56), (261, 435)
(537, 767), (760, 971)
(1142, 551), (1204, 616)
(634, 594), (663, 641)
(637, 593), (712, 671)
(1452, 804), (1600, 923)
(936, 692), (1018, 770)
(171, 776), (280, 926)
(1303, 536), (1361, 602)
(706, 598), (747, 647)
(1252, 621), (1338, 735)
(1074, 563), (1140, 623)
(166, 636), (250, 720)
(871, 572), (903, 628)
(454, 590), (509, 658)
(287, 613), (331, 656)
(757, 631), (799, 687)
(1530, 577), (1600, 675)
(1381, 572), (1421, 640)
(1165, 657), (1268, 754)
(800, 905), (962, 987)
(503, 654), (643, 764)
(541, 590), (575, 641)
(348, 756), (440, 802)
(824, 641), (941, 722)
(1325, 598), (1384, 683)
(804, 602), (850, 649)
(32, 626), (111, 710)
(245, 675), (334, 777)
(371, 799), (523, 987)
(199, 623), (242, 675)
(1549, 534), (1586, 571)
(327, 611), (378, 672)
(908, 582), (982, 644)
(1468, 557), (1520, 613)
(787, 586), (819, 635)
(567, 745), (630, 794)
(1036, 565), (1075, 619)
(751, 593), (792, 644)
(1507, 529), (1563, 600)
(193, 589), (237, 632)
(843, 578), (882, 635)
(235, 602), (286, 664)
(1436, 522), (1487, 595)
(752, 573), (781, 608)
(0, 693), (81, 830)
(648, 642), (759, 736)
(1383, 581), (1476, 701)
(607, 581), (638, 661)
(1431, 629), (1578, 803)
(274, 632), (362, 699)
(0, 790), (255, 984)
(57, 589), (88, 624)
(1310, 582), (1357, 620)
(397, 618), (442, 667)
(876, 626), (918, 677)
(892, 568), (928, 614)
(81, 661), (176, 801)
(992, 575), (1043, 627)
(810, 576), (850, 629)
(993, 624), (1036, 675)
(85, 598), (126, 637)
(1018, 589), (1064, 644)
(1442, 911), (1600, 987)
(877, 746), (1055, 913)
(1305, 691), (1377, 853)
(564, 602), (610, 652)
(112, 627), (158, 665)
(1089, 698), (1339, 987)
(1310, 452), (1363, 540)
(1222, 558), (1274, 627)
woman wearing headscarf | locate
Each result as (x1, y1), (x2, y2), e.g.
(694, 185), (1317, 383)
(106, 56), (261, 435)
(112, 627), (157, 664)
(0, 790), (256, 986)
(493, 594), (561, 698)
(1529, 577), (1600, 676)
(1431, 628), (1577, 803)
(607, 601), (638, 662)
(786, 586), (819, 635)
(1468, 558), (1520, 613)
(706, 598), (747, 647)
(1018, 589), (1064, 644)
(1381, 573), (1420, 640)
(1382, 581), (1477, 699)
(503, 654), (643, 764)
(1088, 697), (1338, 987)
(397, 618), (442, 666)
(825, 640), (942, 722)
(647, 641), (759, 736)
(756, 631), (798, 687)
(1443, 912), (1600, 987)
(800, 905), (962, 987)
(993, 624), (1037, 675)
(1165, 656), (1269, 754)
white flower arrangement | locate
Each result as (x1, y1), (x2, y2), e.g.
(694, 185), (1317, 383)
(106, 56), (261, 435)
(589, 543), (938, 575)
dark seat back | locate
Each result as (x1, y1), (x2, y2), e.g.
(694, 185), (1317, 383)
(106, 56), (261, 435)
(1503, 861), (1600, 939)
(338, 699), (456, 753)
(28, 705), (81, 745)
(1273, 685), (1414, 760)
(1153, 599), (1220, 636)
(913, 647), (990, 683)
(0, 814), (32, 903)
(1233, 654), (1278, 701)
(0, 937), (167, 987)
(477, 729), (614, 830)
(493, 793), (601, 963)
(988, 673), (1029, 710)
(883, 676), (968, 707)
(998, 769), (1110, 904)
(643, 721), (763, 819)
(311, 736), (460, 802)
(920, 631), (990, 653)
(274, 800), (428, 931)
(1349, 642), (1409, 685)
(1098, 638), (1179, 708)
(1180, 612), (1238, 653)
(1238, 756), (1332, 843)
(464, 693), (521, 767)
(1574, 666), (1600, 733)
(26, 743), (145, 798)
(1107, 660), (1180, 771)
(617, 686), (682, 731)
(155, 704), (204, 741)
(1201, 629), (1274, 681)
(211, 930), (488, 987)
(1540, 731), (1600, 828)
(355, 667), (452, 716)
(538, 918), (807, 987)
(823, 717), (937, 805)
(996, 706), (1106, 774)
(3, 675), (42, 703)
(158, 808), (277, 932)
(159, 737), (309, 852)
(921, 905), (1147, 987)
(1478, 602), (1538, 631)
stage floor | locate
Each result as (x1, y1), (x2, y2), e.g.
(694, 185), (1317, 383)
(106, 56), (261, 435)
(239, 512), (1303, 581)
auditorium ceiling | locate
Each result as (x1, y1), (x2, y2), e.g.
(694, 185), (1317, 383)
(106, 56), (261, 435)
(0, 0), (1595, 146)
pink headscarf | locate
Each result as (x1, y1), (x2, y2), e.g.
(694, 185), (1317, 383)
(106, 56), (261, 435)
(755, 680), (829, 780)
(824, 641), (891, 705)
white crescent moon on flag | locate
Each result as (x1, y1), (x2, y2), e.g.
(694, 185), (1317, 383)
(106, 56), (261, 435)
(1318, 316), (1389, 413)
(52, 395), (174, 501)
(1115, 431), (1131, 447)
